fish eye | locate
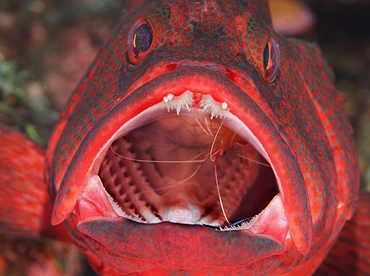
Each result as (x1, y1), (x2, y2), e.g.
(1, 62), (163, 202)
(262, 35), (280, 83)
(128, 19), (154, 64)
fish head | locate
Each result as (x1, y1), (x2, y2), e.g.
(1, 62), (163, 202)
(45, 0), (359, 274)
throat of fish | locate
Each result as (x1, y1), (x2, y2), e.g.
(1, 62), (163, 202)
(98, 112), (278, 229)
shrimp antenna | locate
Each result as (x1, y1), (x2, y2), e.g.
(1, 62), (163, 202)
(214, 161), (230, 224)
(209, 121), (230, 224)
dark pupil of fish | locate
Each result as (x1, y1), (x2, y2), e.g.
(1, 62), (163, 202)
(134, 24), (152, 53)
(263, 43), (270, 70)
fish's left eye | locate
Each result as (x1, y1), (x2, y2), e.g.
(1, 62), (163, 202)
(262, 35), (281, 82)
(128, 19), (154, 64)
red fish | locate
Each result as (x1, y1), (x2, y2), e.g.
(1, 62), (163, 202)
(0, 0), (366, 275)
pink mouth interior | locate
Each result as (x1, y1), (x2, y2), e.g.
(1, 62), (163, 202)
(98, 113), (278, 228)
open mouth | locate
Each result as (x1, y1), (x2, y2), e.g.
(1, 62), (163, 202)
(97, 91), (278, 230)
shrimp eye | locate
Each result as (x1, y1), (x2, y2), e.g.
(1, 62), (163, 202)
(128, 19), (154, 64)
(262, 35), (280, 82)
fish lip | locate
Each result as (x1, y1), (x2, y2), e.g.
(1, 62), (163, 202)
(76, 214), (286, 272)
(52, 67), (312, 255)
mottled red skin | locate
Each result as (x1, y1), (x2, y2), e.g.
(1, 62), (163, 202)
(0, 0), (360, 275)
(314, 192), (370, 275)
(0, 125), (71, 243)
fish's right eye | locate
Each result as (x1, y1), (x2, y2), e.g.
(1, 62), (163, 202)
(262, 35), (281, 83)
(128, 19), (155, 64)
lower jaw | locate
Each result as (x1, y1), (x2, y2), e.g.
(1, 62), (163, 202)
(75, 206), (287, 273)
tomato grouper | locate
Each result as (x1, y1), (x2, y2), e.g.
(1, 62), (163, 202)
(0, 0), (368, 275)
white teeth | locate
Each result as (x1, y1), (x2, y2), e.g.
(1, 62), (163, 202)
(162, 91), (230, 119)
(163, 90), (193, 115)
(163, 93), (174, 103)
(200, 95), (231, 119)
(218, 211), (262, 231)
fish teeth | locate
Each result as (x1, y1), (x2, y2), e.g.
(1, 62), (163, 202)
(163, 90), (193, 114)
(200, 94), (230, 119)
(162, 91), (230, 119)
(218, 210), (263, 231)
